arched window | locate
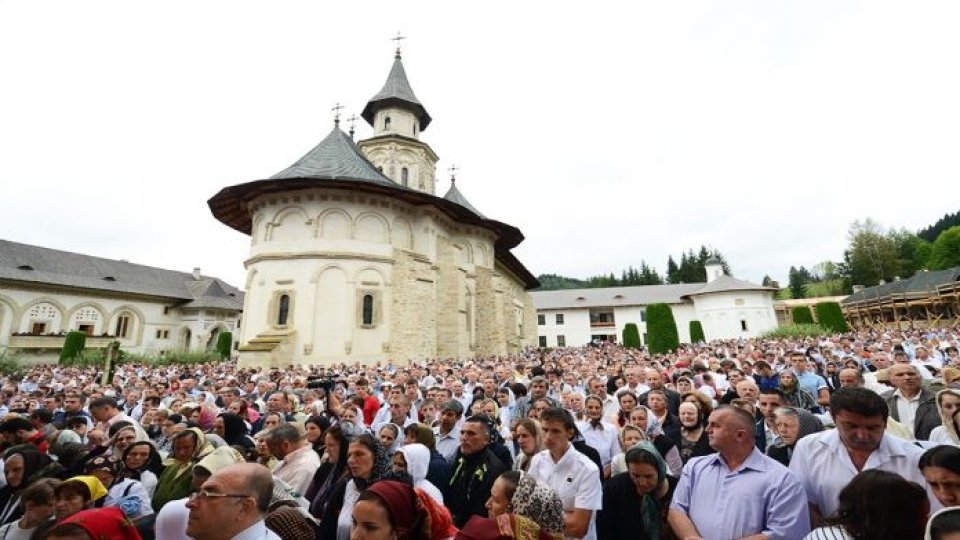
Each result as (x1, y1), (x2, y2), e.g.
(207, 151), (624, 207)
(115, 313), (132, 338)
(277, 294), (290, 326)
(384, 116), (391, 130)
(362, 294), (374, 325)
(413, 122), (418, 135)
(401, 167), (409, 186)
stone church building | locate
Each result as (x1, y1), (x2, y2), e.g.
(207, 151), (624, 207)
(209, 50), (538, 367)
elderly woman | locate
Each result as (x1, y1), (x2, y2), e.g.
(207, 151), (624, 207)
(599, 443), (676, 540)
(676, 402), (711, 464)
(151, 428), (212, 511)
(456, 470), (564, 540)
(766, 407), (824, 466)
(0, 446), (62, 526)
(779, 371), (818, 412)
(627, 405), (683, 476)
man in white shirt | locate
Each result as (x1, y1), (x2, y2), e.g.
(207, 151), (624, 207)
(576, 396), (620, 478)
(433, 400), (463, 463)
(789, 387), (936, 525)
(186, 462), (280, 540)
(265, 423), (321, 495)
(528, 407), (602, 540)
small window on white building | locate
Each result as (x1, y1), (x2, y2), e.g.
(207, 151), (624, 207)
(735, 298), (745, 306)
(640, 309), (647, 322)
(538, 336), (547, 348)
(556, 314), (564, 325)
(537, 314), (545, 326)
(362, 294), (374, 326)
(115, 314), (132, 338)
(401, 168), (409, 187)
(741, 320), (748, 331)
(557, 335), (566, 347)
(277, 295), (291, 326)
(384, 116), (391, 130)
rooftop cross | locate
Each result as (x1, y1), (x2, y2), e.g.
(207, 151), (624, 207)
(391, 32), (406, 58)
(331, 102), (344, 125)
(346, 114), (358, 134)
(448, 164), (458, 184)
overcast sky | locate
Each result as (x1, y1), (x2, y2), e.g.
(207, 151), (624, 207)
(2, 2), (958, 289)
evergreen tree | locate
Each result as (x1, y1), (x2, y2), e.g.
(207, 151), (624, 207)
(815, 302), (850, 333)
(646, 304), (680, 354)
(788, 266), (807, 299)
(667, 256), (680, 284)
(761, 275), (773, 287)
(689, 320), (706, 343)
(216, 331), (233, 359)
(622, 323), (642, 348)
(791, 306), (815, 324)
(60, 331), (86, 365)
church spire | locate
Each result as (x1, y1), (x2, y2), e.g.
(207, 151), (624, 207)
(361, 40), (432, 131)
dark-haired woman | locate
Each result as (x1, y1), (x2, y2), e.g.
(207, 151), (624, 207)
(306, 422), (355, 519)
(319, 432), (390, 540)
(927, 507), (960, 540)
(921, 445), (960, 508)
(0, 446), (61, 526)
(599, 443), (677, 540)
(804, 469), (928, 540)
(119, 441), (163, 498)
(213, 412), (255, 451)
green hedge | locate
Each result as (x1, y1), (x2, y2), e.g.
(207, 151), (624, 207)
(815, 302), (850, 333)
(216, 331), (233, 359)
(791, 306), (815, 325)
(59, 331), (87, 364)
(646, 303), (679, 354)
(761, 324), (825, 339)
(622, 323), (642, 348)
(689, 320), (705, 343)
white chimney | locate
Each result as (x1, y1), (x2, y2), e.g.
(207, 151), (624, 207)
(192, 267), (202, 280)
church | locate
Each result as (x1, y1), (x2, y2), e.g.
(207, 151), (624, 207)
(208, 48), (538, 367)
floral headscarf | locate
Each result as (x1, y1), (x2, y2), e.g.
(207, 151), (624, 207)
(509, 472), (565, 534)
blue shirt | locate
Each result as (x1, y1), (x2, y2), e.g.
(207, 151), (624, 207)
(795, 370), (827, 402)
(671, 448), (810, 540)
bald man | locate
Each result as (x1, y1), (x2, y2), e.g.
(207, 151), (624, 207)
(186, 463), (279, 540)
(669, 406), (810, 539)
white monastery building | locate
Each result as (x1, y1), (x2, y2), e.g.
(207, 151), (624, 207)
(0, 239), (243, 362)
(208, 49), (538, 367)
(531, 259), (777, 347)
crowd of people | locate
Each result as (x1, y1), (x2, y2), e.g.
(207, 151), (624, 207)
(2, 327), (960, 539)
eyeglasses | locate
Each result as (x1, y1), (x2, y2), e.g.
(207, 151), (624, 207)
(188, 490), (250, 502)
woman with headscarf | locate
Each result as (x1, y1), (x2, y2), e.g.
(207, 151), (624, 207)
(319, 432), (391, 540)
(379, 424), (403, 456)
(628, 406), (683, 477)
(927, 507), (960, 540)
(44, 506), (142, 540)
(353, 480), (458, 540)
(456, 470), (564, 540)
(83, 456), (153, 520)
(512, 419), (544, 473)
(929, 389), (960, 445)
(778, 371), (819, 412)
(150, 428), (212, 512)
(766, 407), (824, 467)
(599, 443), (676, 540)
(676, 402), (711, 465)
(213, 412), (255, 450)
(394, 443), (444, 504)
(307, 422), (356, 519)
(404, 424), (452, 492)
(119, 442), (163, 498)
(0, 446), (61, 526)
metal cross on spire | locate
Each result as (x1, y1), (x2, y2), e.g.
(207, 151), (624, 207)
(392, 32), (406, 58)
(448, 164), (458, 184)
(331, 102), (344, 125)
(346, 114), (358, 138)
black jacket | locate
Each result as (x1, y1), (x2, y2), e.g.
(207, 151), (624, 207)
(598, 472), (678, 540)
(447, 447), (508, 528)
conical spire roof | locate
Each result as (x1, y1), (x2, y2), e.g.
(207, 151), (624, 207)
(361, 53), (432, 130)
(443, 179), (486, 219)
(271, 124), (394, 185)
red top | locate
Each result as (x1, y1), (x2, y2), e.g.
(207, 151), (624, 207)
(362, 395), (380, 426)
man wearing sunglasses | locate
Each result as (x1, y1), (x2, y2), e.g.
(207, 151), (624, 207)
(185, 463), (278, 540)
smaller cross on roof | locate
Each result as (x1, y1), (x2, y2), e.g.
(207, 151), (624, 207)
(448, 164), (458, 183)
(392, 32), (406, 58)
(331, 102), (344, 124)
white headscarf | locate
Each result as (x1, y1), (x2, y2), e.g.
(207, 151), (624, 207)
(398, 443), (443, 504)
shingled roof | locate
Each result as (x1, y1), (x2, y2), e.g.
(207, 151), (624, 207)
(0, 239), (244, 308)
(683, 275), (776, 297)
(442, 180), (486, 219)
(361, 53), (432, 130)
(271, 125), (396, 185)
(843, 267), (960, 305)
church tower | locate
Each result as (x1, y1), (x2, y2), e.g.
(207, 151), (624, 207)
(357, 49), (439, 195)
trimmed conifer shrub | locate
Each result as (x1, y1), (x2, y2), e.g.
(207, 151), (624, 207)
(622, 323), (642, 348)
(791, 306), (815, 324)
(216, 331), (233, 359)
(815, 302), (850, 333)
(59, 331), (87, 364)
(646, 303), (679, 354)
(689, 320), (706, 343)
